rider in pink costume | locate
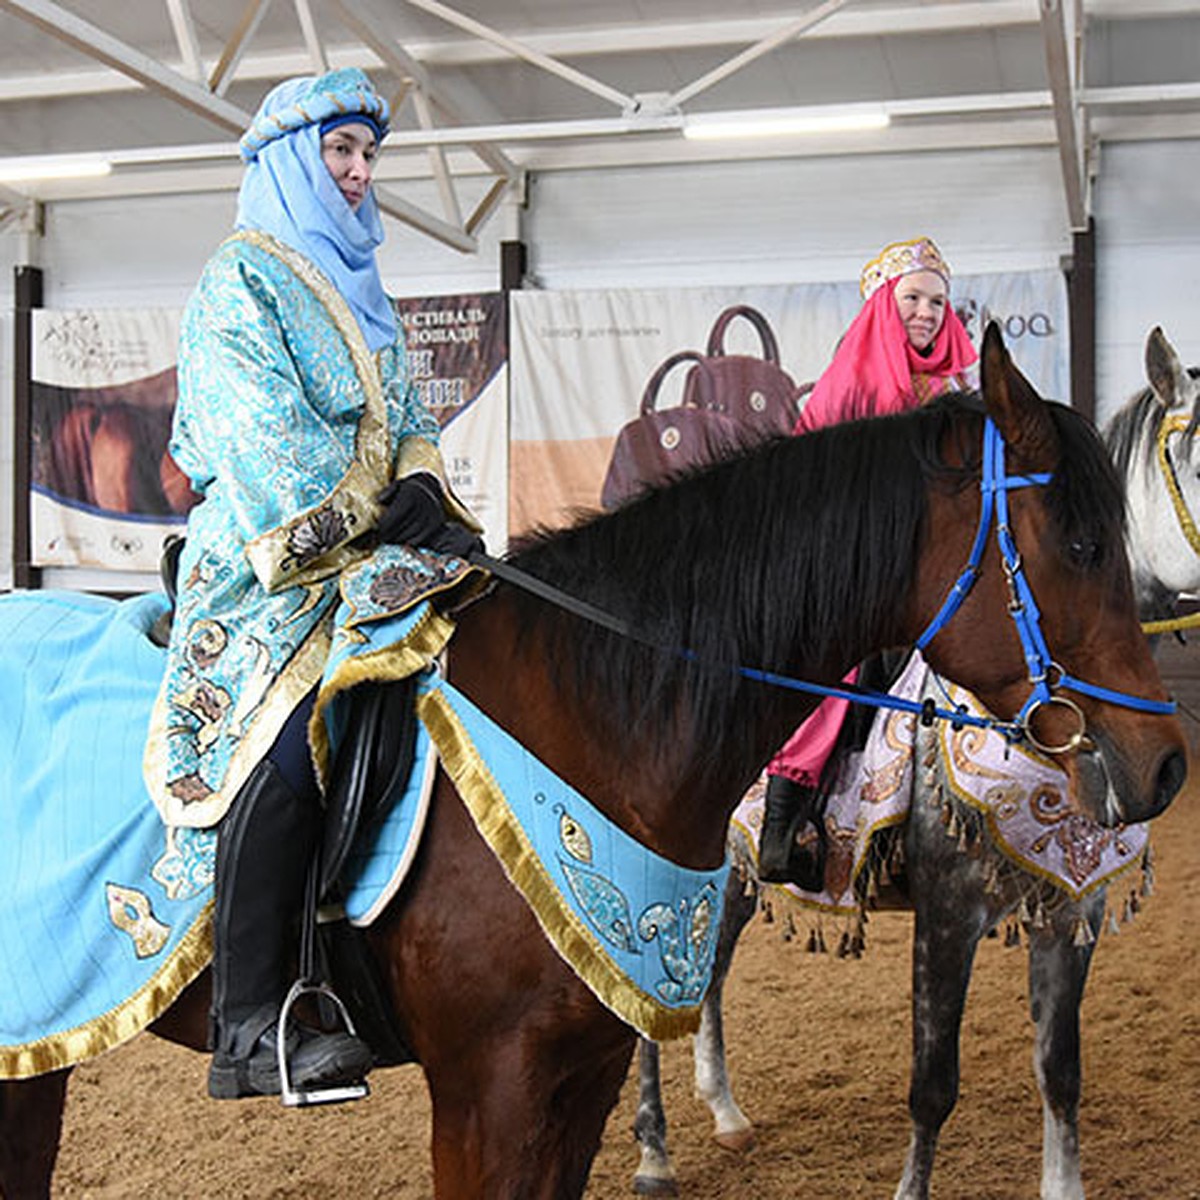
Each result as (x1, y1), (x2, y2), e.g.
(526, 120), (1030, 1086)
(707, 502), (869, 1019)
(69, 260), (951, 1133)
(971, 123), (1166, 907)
(759, 236), (978, 887)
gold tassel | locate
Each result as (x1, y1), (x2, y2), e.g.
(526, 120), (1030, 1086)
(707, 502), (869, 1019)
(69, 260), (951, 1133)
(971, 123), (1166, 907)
(784, 913), (797, 943)
(1017, 897), (1032, 927)
(806, 928), (819, 953)
(1073, 917), (1095, 947)
(1032, 900), (1047, 930)
(1107, 909), (1121, 935)
(817, 923), (828, 954)
(762, 899), (775, 925)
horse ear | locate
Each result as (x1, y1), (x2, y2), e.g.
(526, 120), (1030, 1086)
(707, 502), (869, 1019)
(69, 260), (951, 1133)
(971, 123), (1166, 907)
(980, 321), (1059, 466)
(1145, 325), (1186, 410)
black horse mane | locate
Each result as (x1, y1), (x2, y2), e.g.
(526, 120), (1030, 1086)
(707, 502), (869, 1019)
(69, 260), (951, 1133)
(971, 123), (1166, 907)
(1104, 366), (1200, 477)
(506, 390), (1124, 774)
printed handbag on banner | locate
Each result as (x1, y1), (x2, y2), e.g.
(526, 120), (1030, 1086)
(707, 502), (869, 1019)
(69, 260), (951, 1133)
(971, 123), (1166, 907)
(682, 305), (803, 437)
(600, 350), (742, 510)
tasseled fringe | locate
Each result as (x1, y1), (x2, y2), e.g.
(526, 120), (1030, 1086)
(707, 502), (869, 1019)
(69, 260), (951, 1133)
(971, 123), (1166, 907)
(1106, 908), (1121, 936)
(1073, 916), (1096, 947)
(1004, 920), (1022, 948)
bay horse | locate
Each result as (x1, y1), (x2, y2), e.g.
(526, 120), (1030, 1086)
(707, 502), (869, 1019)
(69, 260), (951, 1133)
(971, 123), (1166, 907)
(631, 325), (1200, 1200)
(0, 326), (1186, 1200)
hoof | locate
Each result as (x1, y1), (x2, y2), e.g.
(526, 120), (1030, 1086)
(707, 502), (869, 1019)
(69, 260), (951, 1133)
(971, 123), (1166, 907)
(633, 1175), (679, 1197)
(713, 1126), (757, 1154)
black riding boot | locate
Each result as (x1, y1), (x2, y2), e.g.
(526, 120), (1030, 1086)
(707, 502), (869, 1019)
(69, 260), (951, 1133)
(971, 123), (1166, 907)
(757, 774), (827, 892)
(208, 760), (373, 1100)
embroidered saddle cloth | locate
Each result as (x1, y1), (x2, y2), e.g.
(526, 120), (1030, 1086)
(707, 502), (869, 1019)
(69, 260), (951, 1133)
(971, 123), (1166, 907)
(320, 569), (731, 1042)
(732, 653), (1148, 914)
(1, 568), (727, 1077)
(0, 591), (214, 1078)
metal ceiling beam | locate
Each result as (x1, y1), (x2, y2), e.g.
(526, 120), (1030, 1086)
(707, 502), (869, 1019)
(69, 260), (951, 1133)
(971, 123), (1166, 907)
(329, 0), (518, 179)
(0, 0), (497, 252)
(209, 0), (274, 96)
(667, 0), (851, 109)
(1040, 0), (1089, 229)
(403, 0), (634, 111)
(0, 0), (249, 133)
(165, 0), (204, 84)
(293, 0), (328, 74)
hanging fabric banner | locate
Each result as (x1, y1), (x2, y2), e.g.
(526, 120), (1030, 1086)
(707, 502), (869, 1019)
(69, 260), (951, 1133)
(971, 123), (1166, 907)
(509, 270), (1067, 534)
(27, 295), (509, 574)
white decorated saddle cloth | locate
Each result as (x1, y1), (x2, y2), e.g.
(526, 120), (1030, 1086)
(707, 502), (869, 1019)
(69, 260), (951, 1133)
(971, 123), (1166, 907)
(732, 654), (1148, 913)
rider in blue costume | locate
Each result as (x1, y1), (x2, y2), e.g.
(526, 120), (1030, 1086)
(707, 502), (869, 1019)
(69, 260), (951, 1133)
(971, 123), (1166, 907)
(143, 69), (481, 1100)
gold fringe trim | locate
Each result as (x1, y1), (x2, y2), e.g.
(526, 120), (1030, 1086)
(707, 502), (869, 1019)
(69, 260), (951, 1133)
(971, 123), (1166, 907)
(309, 605), (457, 787)
(416, 685), (704, 1041)
(0, 901), (213, 1080)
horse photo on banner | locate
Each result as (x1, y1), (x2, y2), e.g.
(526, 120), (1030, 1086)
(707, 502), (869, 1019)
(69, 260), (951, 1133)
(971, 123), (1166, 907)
(508, 271), (1068, 535)
(30, 309), (195, 574)
(27, 295), (510, 575)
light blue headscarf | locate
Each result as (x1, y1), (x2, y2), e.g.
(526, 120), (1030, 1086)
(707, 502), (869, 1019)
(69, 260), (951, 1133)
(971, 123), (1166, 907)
(236, 70), (396, 352)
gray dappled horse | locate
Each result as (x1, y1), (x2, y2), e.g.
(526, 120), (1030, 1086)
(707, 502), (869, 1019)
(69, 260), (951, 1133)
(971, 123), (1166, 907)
(633, 327), (1200, 1200)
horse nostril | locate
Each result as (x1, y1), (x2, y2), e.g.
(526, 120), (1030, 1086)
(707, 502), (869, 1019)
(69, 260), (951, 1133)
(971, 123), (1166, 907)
(1155, 750), (1187, 812)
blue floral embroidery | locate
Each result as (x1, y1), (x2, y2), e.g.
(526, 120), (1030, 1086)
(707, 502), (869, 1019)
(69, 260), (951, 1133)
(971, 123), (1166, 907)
(151, 825), (218, 901)
(638, 883), (721, 1005)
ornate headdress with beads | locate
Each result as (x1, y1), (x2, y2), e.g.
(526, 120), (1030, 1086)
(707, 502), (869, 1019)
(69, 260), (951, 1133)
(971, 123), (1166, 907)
(859, 236), (951, 301)
(239, 68), (390, 162)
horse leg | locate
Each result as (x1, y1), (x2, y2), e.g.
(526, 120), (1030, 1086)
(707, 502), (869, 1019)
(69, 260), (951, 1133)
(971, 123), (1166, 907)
(1028, 893), (1103, 1200)
(424, 1028), (635, 1200)
(632, 1039), (678, 1197)
(693, 868), (758, 1153)
(895, 808), (992, 1200)
(0, 1070), (71, 1200)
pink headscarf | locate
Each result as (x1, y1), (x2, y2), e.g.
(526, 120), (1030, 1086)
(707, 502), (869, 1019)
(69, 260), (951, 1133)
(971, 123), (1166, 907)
(796, 273), (978, 434)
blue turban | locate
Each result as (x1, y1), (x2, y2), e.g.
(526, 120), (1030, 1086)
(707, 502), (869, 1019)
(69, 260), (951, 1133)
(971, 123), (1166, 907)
(236, 69), (397, 352)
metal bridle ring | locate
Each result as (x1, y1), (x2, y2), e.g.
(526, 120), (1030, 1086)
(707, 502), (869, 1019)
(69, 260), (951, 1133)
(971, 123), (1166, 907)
(1021, 694), (1088, 756)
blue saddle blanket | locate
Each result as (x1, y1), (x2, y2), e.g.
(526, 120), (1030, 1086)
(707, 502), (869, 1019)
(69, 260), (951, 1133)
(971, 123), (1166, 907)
(0, 590), (434, 1079)
(1, 586), (728, 1076)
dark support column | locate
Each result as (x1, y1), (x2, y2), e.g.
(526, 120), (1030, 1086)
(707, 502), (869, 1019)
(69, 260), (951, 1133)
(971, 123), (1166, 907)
(500, 239), (527, 293)
(13, 264), (43, 591)
(1065, 218), (1096, 423)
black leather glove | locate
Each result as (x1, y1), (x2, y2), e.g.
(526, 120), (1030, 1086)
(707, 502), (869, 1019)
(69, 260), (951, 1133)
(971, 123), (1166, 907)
(376, 474), (484, 560)
(376, 474), (445, 546)
(425, 521), (485, 561)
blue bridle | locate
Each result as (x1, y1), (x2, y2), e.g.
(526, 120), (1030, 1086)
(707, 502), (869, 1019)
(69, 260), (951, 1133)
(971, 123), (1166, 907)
(475, 416), (1175, 753)
(910, 416), (1175, 751)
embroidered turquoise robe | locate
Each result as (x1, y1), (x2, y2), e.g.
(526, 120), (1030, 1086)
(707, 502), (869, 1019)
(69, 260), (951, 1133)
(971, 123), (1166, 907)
(144, 230), (469, 828)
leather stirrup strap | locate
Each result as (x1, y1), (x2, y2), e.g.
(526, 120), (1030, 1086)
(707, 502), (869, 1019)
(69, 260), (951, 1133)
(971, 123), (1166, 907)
(320, 677), (418, 898)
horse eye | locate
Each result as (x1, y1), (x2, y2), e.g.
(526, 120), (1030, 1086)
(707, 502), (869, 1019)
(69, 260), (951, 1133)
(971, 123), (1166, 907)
(1069, 537), (1103, 568)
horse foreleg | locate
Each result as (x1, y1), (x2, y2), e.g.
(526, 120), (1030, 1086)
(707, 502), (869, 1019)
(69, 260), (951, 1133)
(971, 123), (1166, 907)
(1028, 893), (1103, 1200)
(694, 861), (758, 1154)
(895, 856), (989, 1200)
(632, 1039), (678, 1197)
(0, 1071), (70, 1200)
(425, 1028), (635, 1200)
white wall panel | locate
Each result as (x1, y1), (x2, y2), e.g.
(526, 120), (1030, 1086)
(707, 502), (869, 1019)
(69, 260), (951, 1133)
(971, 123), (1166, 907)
(1094, 140), (1200, 428)
(523, 148), (1072, 290)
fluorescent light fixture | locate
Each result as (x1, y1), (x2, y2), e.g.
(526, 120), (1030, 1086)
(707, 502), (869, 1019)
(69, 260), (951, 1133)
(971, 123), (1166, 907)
(684, 109), (890, 140)
(0, 156), (112, 183)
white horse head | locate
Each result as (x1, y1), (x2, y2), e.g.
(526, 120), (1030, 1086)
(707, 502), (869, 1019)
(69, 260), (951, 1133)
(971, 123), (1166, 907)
(1105, 326), (1200, 613)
